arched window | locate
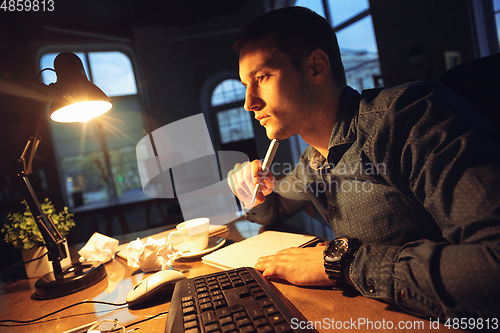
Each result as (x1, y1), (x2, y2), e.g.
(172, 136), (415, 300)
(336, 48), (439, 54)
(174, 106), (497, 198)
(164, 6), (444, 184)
(210, 79), (258, 160)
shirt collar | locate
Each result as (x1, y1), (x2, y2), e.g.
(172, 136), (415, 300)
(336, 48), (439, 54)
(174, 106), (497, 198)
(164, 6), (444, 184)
(308, 86), (360, 170)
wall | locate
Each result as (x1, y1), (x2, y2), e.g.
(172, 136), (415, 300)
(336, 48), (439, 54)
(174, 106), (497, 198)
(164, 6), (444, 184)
(369, 0), (478, 87)
(133, 1), (293, 165)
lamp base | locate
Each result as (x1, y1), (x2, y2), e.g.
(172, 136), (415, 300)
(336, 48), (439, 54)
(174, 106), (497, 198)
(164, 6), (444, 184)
(35, 261), (107, 299)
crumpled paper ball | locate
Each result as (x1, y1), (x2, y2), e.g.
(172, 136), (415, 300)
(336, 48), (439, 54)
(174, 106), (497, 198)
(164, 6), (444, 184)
(126, 237), (183, 272)
(78, 232), (119, 263)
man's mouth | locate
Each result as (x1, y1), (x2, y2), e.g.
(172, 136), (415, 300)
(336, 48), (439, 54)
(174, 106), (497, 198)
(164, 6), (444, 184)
(256, 115), (270, 125)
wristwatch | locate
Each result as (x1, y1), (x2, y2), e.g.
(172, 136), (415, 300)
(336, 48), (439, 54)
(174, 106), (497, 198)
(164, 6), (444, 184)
(323, 237), (357, 285)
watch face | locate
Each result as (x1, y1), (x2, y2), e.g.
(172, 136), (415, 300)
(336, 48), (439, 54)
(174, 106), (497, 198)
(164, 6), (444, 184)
(324, 238), (348, 263)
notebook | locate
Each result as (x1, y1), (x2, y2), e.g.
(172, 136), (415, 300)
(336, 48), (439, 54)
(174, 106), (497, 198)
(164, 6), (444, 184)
(201, 230), (318, 270)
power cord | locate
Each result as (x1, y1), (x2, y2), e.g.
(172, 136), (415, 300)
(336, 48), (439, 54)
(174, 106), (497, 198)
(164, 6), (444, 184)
(0, 250), (49, 275)
(0, 300), (127, 326)
(0, 299), (170, 330)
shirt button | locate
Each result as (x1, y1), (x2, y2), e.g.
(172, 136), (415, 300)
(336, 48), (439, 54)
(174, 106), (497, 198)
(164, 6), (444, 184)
(367, 278), (375, 293)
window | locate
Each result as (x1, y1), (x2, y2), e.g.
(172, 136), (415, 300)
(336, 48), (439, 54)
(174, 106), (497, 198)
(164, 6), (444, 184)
(211, 79), (253, 145)
(209, 78), (258, 160)
(40, 50), (145, 207)
(494, 0), (500, 46)
(294, 0), (381, 92)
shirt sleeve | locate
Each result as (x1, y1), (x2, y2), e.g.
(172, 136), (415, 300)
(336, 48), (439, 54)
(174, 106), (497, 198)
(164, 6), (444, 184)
(350, 82), (500, 319)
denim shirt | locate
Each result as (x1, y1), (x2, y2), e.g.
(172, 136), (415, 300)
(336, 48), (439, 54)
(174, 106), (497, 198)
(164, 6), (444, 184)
(246, 82), (500, 319)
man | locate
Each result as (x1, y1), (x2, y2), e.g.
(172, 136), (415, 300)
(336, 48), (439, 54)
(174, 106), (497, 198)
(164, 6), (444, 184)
(228, 6), (500, 319)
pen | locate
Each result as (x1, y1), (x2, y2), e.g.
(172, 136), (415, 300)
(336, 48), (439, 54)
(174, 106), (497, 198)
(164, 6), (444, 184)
(250, 139), (279, 206)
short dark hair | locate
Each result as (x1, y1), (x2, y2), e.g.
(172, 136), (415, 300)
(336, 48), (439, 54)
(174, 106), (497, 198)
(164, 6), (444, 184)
(233, 6), (346, 88)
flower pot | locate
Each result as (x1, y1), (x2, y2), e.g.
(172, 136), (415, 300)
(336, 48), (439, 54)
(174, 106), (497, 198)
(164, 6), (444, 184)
(22, 242), (72, 278)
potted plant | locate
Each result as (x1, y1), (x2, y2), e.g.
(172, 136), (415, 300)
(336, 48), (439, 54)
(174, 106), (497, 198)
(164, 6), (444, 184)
(2, 198), (75, 278)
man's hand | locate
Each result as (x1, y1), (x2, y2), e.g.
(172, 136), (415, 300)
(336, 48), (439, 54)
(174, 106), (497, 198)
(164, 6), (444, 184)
(227, 160), (276, 208)
(254, 245), (334, 286)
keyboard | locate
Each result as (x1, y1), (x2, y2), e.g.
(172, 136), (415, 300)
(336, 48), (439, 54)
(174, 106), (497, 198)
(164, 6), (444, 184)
(164, 267), (317, 333)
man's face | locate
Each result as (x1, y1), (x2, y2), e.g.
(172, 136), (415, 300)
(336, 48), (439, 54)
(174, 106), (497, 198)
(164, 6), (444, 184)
(239, 40), (315, 141)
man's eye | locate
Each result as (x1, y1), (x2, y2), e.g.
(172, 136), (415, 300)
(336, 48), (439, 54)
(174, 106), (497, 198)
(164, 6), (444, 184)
(257, 75), (269, 83)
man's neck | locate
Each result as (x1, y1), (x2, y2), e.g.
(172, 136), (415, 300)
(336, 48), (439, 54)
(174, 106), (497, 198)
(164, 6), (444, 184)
(301, 85), (343, 159)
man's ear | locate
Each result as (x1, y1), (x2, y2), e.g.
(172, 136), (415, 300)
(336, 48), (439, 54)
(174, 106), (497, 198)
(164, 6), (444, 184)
(307, 49), (330, 84)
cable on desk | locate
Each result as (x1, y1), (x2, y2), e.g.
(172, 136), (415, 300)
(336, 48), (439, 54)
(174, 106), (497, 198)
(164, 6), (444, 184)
(0, 300), (127, 325)
(0, 250), (49, 275)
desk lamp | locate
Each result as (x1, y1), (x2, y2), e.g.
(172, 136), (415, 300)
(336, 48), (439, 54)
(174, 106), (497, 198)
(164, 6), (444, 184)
(19, 52), (111, 299)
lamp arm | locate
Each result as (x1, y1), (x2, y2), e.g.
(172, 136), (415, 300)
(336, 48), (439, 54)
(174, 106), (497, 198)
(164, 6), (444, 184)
(18, 170), (67, 278)
(17, 82), (67, 279)
(25, 83), (54, 176)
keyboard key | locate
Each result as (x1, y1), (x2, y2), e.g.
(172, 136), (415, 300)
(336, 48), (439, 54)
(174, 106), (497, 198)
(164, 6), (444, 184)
(184, 314), (197, 322)
(240, 325), (256, 333)
(248, 286), (262, 293)
(237, 289), (251, 299)
(245, 303), (264, 319)
(183, 306), (196, 315)
(253, 291), (266, 300)
(200, 302), (214, 312)
(211, 290), (222, 297)
(257, 324), (274, 333)
(202, 310), (217, 325)
(181, 296), (193, 302)
(184, 320), (198, 330)
(268, 313), (285, 325)
(253, 317), (269, 328)
(220, 282), (232, 290)
(183, 301), (195, 308)
(209, 284), (221, 291)
(213, 300), (227, 309)
(205, 323), (220, 332)
(185, 327), (200, 333)
(236, 317), (252, 327)
(262, 305), (279, 316)
(274, 322), (293, 333)
(195, 281), (207, 288)
(232, 279), (245, 287)
(216, 307), (232, 318)
(199, 297), (211, 304)
(221, 323), (237, 333)
(257, 298), (273, 308)
(219, 316), (234, 326)
(233, 311), (247, 320)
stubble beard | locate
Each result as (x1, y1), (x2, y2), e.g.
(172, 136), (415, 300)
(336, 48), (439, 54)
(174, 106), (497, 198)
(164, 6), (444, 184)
(265, 70), (317, 141)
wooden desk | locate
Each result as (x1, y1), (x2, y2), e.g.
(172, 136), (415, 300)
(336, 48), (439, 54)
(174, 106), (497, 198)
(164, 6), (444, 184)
(0, 221), (461, 333)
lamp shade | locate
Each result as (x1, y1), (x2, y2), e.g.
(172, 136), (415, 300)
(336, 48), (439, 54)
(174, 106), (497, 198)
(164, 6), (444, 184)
(49, 52), (112, 123)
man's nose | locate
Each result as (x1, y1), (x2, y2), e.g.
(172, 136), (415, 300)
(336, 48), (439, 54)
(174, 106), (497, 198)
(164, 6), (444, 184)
(244, 86), (263, 112)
